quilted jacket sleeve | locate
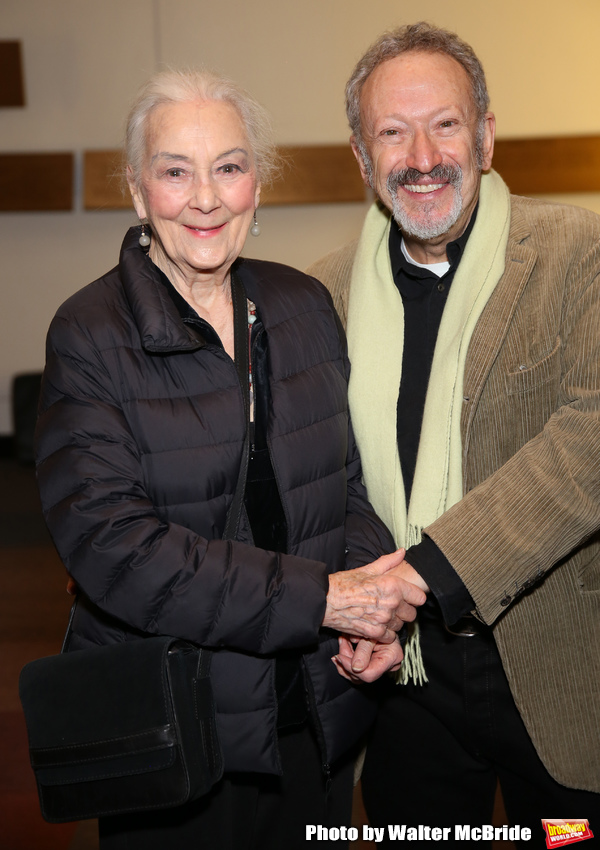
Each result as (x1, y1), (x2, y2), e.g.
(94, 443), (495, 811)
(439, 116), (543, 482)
(35, 313), (328, 655)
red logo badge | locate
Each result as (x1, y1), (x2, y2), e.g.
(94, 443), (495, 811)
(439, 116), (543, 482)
(542, 820), (594, 847)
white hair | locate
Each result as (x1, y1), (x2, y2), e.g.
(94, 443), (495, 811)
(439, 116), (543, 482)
(125, 68), (281, 189)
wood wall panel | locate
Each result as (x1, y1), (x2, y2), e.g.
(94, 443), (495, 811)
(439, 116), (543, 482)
(84, 150), (129, 210)
(263, 145), (366, 205)
(83, 145), (366, 210)
(491, 135), (600, 195)
(0, 153), (73, 211)
(82, 136), (600, 211)
(0, 42), (25, 107)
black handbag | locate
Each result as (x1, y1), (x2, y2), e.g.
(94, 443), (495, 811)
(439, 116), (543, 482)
(18, 634), (224, 822)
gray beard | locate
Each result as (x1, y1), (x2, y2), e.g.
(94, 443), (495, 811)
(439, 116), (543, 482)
(387, 165), (464, 241)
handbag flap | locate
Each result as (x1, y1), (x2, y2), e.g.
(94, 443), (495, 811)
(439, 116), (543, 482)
(19, 635), (222, 821)
(19, 637), (177, 754)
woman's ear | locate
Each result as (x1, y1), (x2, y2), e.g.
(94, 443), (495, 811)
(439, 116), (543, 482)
(127, 165), (147, 220)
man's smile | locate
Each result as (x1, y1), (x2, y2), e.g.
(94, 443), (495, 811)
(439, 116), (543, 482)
(402, 182), (445, 194)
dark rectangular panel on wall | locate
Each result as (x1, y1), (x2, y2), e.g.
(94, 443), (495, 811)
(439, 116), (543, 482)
(0, 41), (25, 107)
(84, 149), (130, 210)
(0, 153), (74, 211)
(493, 135), (600, 195)
(263, 145), (366, 205)
(83, 137), (600, 210)
(84, 145), (366, 209)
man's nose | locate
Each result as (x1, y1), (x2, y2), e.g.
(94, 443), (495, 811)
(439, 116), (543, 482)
(405, 129), (443, 174)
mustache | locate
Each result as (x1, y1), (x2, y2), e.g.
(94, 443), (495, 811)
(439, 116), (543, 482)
(387, 164), (463, 194)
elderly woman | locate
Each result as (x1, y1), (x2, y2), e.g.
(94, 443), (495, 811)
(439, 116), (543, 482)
(34, 70), (424, 850)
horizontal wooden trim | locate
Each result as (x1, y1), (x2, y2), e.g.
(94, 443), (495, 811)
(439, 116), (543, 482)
(84, 149), (130, 210)
(491, 135), (600, 195)
(0, 42), (25, 107)
(83, 145), (366, 210)
(0, 153), (73, 211)
(82, 135), (600, 211)
(263, 145), (366, 205)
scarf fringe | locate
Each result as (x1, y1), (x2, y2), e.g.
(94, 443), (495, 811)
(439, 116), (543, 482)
(396, 619), (429, 686)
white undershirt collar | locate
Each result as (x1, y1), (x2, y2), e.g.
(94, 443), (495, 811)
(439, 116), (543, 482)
(401, 238), (450, 279)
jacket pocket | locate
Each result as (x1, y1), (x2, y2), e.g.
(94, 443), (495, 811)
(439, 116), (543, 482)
(503, 337), (561, 445)
(505, 336), (561, 396)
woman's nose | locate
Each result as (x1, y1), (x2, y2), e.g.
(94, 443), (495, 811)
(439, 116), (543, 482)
(189, 174), (220, 213)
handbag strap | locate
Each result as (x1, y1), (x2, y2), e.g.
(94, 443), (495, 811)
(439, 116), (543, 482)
(61, 599), (78, 653)
(199, 270), (250, 679)
(221, 270), (251, 541)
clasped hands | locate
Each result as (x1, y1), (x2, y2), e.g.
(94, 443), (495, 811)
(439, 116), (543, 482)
(66, 547), (427, 682)
(322, 549), (428, 683)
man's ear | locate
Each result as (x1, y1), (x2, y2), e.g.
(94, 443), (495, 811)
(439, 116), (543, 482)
(126, 165), (147, 220)
(481, 112), (496, 172)
(350, 136), (372, 188)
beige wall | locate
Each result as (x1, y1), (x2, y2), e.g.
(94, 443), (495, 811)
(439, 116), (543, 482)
(2, 0), (600, 433)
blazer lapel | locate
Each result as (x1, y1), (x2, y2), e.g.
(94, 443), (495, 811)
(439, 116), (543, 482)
(461, 203), (538, 447)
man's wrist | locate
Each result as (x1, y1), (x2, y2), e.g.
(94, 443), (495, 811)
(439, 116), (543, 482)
(406, 536), (473, 624)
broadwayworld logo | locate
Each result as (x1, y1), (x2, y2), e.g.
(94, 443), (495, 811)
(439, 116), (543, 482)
(542, 820), (594, 848)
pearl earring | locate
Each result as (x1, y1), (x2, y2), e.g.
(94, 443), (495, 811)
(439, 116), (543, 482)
(139, 223), (151, 248)
(250, 213), (261, 237)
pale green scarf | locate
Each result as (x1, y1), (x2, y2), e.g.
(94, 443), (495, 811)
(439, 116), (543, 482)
(347, 170), (511, 683)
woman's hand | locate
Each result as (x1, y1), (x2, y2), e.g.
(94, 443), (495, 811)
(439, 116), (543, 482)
(332, 635), (404, 683)
(322, 549), (427, 641)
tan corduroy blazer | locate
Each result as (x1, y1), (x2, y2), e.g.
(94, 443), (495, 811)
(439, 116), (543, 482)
(307, 194), (600, 792)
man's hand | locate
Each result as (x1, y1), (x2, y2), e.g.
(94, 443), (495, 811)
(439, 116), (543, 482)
(322, 549), (427, 641)
(387, 558), (430, 594)
(333, 635), (404, 683)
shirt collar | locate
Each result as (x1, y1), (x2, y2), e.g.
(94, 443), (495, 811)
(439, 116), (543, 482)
(389, 201), (479, 282)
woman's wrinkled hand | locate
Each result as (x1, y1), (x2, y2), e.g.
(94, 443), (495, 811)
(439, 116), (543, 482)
(322, 549), (427, 641)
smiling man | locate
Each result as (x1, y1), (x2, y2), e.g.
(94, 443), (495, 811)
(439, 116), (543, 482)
(308, 22), (600, 846)
(353, 48), (493, 260)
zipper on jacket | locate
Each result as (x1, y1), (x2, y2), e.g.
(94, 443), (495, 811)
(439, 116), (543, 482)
(249, 325), (262, 452)
(249, 307), (334, 787)
(300, 657), (333, 793)
(255, 324), (333, 785)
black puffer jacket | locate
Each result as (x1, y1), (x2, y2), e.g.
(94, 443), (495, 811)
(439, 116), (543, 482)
(35, 227), (394, 774)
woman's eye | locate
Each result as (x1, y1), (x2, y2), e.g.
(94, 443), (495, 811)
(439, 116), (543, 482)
(166, 168), (185, 178)
(219, 164), (240, 174)
(439, 121), (455, 129)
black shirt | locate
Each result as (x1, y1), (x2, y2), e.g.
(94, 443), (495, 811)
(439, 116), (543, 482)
(389, 211), (478, 623)
(390, 209), (477, 503)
